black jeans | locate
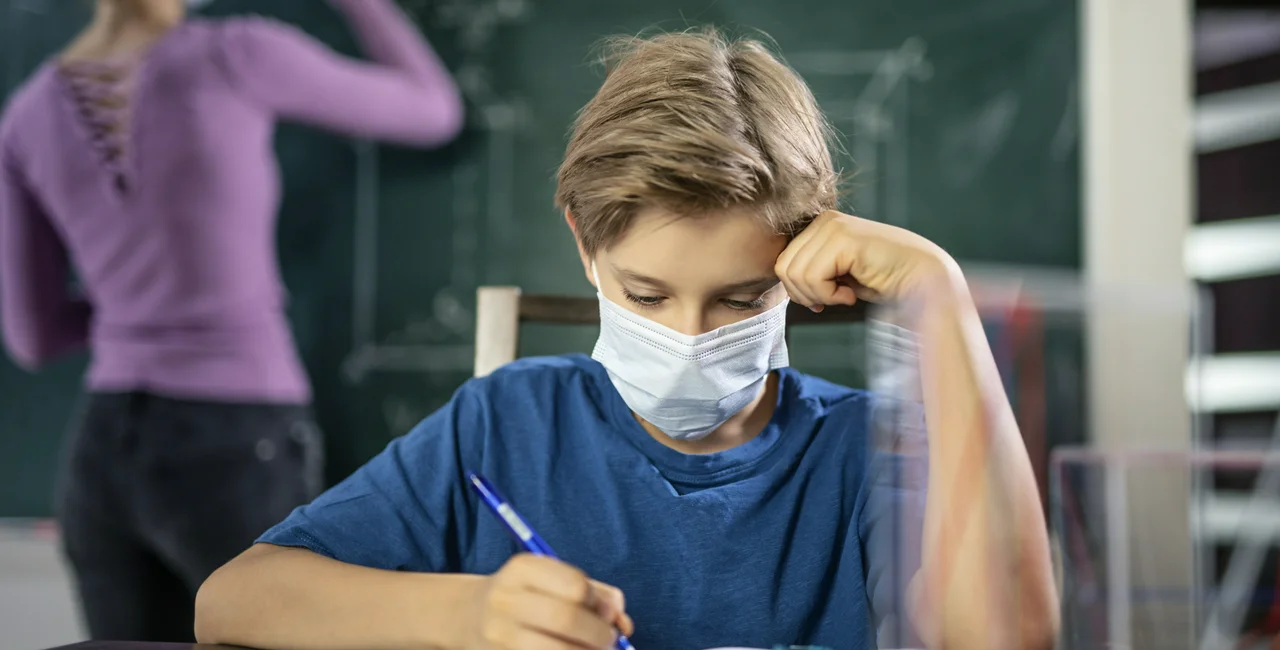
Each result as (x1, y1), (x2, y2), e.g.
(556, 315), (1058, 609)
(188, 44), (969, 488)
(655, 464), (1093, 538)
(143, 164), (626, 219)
(55, 392), (324, 642)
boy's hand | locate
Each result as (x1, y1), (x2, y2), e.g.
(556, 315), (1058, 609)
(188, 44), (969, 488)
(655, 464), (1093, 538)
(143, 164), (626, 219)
(462, 554), (634, 650)
(775, 210), (959, 310)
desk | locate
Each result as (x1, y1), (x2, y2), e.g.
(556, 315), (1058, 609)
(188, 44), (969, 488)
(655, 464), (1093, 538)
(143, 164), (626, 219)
(45, 644), (242, 650)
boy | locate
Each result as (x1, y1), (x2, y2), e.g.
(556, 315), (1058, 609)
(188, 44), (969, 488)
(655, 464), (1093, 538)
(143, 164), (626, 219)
(195, 29), (1057, 650)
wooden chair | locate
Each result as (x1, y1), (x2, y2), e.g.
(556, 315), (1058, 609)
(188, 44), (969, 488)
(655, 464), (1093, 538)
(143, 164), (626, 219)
(473, 286), (868, 377)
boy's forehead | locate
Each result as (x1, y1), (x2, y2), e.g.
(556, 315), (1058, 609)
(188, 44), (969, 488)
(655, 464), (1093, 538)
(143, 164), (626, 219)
(614, 205), (781, 246)
(604, 205), (787, 287)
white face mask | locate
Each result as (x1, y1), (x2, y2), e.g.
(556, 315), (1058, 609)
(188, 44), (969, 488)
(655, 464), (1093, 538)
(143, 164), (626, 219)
(590, 266), (790, 441)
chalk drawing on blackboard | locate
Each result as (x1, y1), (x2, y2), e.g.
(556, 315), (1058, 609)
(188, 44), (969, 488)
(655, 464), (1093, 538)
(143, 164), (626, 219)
(382, 395), (427, 434)
(380, 390), (459, 434)
(790, 37), (932, 229)
(9, 0), (46, 14)
(1050, 80), (1078, 162)
(343, 26), (931, 382)
(939, 89), (1019, 188)
(343, 0), (530, 383)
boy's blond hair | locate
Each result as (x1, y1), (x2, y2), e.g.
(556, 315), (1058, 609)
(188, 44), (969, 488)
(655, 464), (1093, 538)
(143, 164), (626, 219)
(555, 28), (839, 255)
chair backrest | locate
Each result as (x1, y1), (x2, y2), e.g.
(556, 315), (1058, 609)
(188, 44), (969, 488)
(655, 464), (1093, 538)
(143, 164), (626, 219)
(473, 285), (868, 377)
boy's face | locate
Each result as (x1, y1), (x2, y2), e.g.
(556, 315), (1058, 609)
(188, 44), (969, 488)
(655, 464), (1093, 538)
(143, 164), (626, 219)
(577, 206), (789, 336)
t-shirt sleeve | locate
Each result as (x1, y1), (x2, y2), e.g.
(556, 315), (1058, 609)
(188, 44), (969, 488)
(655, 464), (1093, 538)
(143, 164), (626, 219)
(257, 379), (488, 572)
(857, 319), (929, 648)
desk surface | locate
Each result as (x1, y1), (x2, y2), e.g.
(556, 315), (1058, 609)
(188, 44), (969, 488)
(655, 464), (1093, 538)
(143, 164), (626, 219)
(47, 644), (241, 650)
(45, 643), (912, 650)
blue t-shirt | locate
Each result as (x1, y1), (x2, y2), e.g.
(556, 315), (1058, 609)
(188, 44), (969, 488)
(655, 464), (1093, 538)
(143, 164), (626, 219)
(259, 354), (925, 650)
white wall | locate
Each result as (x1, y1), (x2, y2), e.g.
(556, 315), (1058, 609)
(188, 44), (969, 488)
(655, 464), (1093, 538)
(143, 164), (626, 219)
(1082, 0), (1195, 647)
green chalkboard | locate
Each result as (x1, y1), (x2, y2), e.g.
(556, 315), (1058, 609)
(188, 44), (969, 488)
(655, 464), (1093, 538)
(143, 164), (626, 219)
(0, 0), (1078, 516)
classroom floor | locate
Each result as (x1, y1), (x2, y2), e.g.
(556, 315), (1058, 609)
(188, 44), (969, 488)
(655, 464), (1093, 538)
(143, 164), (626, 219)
(0, 521), (82, 650)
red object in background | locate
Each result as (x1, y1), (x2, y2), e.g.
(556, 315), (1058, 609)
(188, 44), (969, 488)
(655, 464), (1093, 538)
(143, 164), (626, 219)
(1254, 536), (1280, 638)
(32, 519), (60, 541)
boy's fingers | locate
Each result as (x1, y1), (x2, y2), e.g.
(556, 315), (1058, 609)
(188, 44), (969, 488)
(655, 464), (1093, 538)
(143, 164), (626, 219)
(508, 590), (617, 650)
(507, 555), (593, 607)
(588, 580), (626, 619)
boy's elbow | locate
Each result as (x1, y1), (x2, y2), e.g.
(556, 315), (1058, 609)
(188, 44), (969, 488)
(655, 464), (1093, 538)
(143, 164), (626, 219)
(192, 592), (219, 644)
(1020, 590), (1060, 650)
(990, 580), (1059, 650)
(1016, 557), (1061, 650)
(194, 562), (235, 644)
(195, 543), (297, 644)
(913, 575), (1061, 650)
(194, 546), (266, 644)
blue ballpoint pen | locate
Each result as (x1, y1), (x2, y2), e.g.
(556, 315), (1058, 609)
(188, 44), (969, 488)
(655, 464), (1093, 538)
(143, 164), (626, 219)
(467, 471), (637, 650)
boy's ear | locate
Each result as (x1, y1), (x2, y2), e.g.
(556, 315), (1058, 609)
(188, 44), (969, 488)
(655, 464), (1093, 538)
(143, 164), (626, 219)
(565, 210), (595, 288)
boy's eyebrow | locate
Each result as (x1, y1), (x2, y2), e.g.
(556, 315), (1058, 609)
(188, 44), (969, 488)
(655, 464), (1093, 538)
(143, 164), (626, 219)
(613, 267), (778, 294)
(614, 268), (674, 291)
(714, 277), (781, 294)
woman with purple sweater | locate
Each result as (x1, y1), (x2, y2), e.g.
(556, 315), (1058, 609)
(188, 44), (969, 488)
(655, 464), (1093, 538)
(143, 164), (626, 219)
(0, 0), (463, 641)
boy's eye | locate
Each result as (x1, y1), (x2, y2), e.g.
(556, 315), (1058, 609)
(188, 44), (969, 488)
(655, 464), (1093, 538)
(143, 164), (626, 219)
(622, 288), (665, 307)
(723, 297), (768, 311)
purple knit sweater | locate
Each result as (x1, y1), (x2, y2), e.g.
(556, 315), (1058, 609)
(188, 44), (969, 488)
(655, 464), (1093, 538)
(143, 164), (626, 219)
(0, 0), (463, 403)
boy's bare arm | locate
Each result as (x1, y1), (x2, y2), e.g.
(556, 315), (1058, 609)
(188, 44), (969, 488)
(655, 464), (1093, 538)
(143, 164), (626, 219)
(195, 543), (482, 650)
(195, 544), (631, 650)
